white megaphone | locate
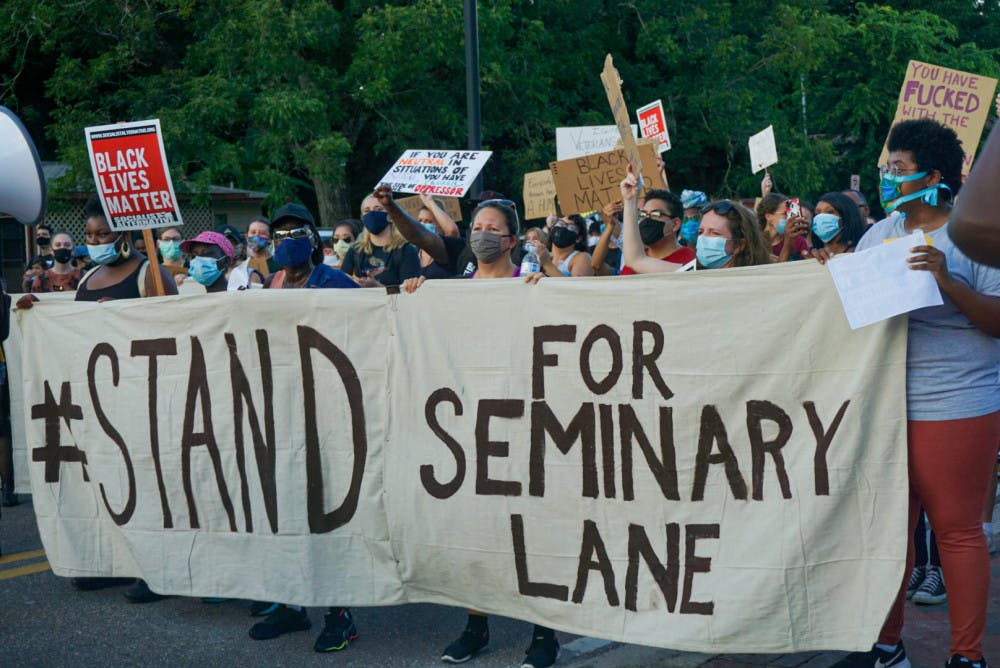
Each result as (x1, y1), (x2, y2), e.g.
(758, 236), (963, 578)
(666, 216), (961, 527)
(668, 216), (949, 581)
(0, 106), (46, 225)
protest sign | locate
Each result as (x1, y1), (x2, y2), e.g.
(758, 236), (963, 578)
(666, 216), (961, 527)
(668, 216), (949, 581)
(16, 261), (907, 653)
(84, 119), (182, 231)
(636, 100), (671, 153)
(549, 143), (664, 215)
(394, 194), (463, 222)
(879, 61), (998, 177)
(523, 170), (558, 220)
(556, 125), (638, 161)
(378, 150), (491, 197)
(600, 55), (645, 183)
(749, 126), (778, 174)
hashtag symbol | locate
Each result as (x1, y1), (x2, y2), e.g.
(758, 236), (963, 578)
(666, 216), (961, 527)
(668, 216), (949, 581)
(30, 381), (86, 483)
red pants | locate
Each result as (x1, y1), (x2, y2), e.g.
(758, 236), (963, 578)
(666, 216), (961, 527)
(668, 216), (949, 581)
(878, 411), (1000, 660)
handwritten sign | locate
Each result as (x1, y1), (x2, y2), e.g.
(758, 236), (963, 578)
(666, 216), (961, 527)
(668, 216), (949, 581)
(636, 100), (671, 153)
(394, 195), (463, 222)
(748, 125), (778, 174)
(555, 125), (639, 161)
(522, 170), (558, 220)
(600, 55), (645, 184)
(379, 149), (492, 197)
(549, 143), (664, 215)
(879, 61), (998, 177)
(84, 119), (182, 231)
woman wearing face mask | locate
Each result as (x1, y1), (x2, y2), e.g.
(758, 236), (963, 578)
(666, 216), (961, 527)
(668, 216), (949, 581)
(532, 214), (594, 277)
(157, 227), (188, 281)
(228, 217), (279, 290)
(832, 119), (1000, 668)
(324, 220), (359, 271)
(263, 203), (357, 289)
(29, 232), (82, 293)
(179, 231), (232, 293)
(341, 200), (420, 287)
(807, 192), (865, 263)
(679, 189), (708, 248)
(755, 193), (809, 262)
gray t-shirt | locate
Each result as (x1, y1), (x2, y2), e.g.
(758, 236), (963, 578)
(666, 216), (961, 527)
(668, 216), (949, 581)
(857, 215), (1000, 420)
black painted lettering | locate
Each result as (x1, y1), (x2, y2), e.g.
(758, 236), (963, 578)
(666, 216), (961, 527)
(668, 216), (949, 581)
(692, 405), (748, 501)
(475, 399), (524, 496)
(529, 401), (597, 498)
(625, 522), (679, 612)
(631, 321), (673, 400)
(805, 400), (850, 496)
(619, 405), (679, 501)
(579, 325), (623, 395)
(680, 524), (719, 615)
(746, 400), (793, 500)
(531, 325), (576, 400)
(87, 344), (136, 526)
(599, 403), (616, 498)
(571, 519), (619, 606)
(421, 388), (466, 499)
(130, 339), (177, 527)
(510, 513), (569, 600)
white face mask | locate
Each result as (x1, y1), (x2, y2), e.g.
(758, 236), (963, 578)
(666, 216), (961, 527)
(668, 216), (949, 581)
(322, 254), (339, 267)
(587, 236), (600, 248)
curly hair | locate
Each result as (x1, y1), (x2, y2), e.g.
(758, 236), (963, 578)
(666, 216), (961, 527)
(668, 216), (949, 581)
(887, 119), (963, 198)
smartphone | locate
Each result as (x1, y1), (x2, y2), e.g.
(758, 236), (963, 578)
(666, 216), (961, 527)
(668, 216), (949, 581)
(786, 198), (801, 219)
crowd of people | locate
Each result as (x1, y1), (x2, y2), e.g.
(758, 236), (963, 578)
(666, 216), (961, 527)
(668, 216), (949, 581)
(2, 116), (999, 668)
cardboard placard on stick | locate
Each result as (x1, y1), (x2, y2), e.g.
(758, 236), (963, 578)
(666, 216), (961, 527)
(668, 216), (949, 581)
(394, 195), (463, 222)
(549, 143), (664, 215)
(749, 125), (778, 174)
(599, 55), (645, 185)
(523, 170), (558, 220)
(879, 60), (998, 177)
(637, 99), (671, 153)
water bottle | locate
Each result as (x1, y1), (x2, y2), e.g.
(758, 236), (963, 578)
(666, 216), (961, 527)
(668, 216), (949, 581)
(520, 243), (540, 275)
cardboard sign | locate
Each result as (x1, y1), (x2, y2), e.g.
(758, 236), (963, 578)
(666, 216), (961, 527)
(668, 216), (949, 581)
(636, 100), (671, 153)
(556, 125), (638, 161)
(84, 119), (182, 230)
(394, 195), (463, 222)
(879, 61), (999, 177)
(549, 143), (664, 215)
(378, 149), (492, 197)
(600, 55), (645, 183)
(749, 125), (778, 174)
(523, 170), (558, 220)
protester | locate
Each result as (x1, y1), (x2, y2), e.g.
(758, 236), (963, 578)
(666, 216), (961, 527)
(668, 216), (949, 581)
(227, 217), (279, 290)
(531, 214), (594, 277)
(28, 232), (81, 293)
(808, 192), (866, 262)
(590, 203), (622, 275)
(131, 230), (148, 256)
(247, 202), (358, 650)
(949, 122), (1000, 266)
(157, 226), (188, 280)
(417, 193), (459, 237)
(22, 223), (54, 291)
(833, 119), (1000, 668)
(179, 231), (233, 293)
(844, 189), (876, 227)
(340, 201), (420, 287)
(72, 246), (92, 272)
(679, 189), (708, 248)
(755, 193), (810, 262)
(325, 219), (359, 271)
(217, 224), (245, 264)
(369, 187), (466, 281)
(620, 188), (694, 274)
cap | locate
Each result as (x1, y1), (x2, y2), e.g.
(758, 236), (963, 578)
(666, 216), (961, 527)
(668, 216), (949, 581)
(272, 202), (316, 227)
(215, 223), (244, 246)
(681, 189), (708, 210)
(180, 231), (234, 259)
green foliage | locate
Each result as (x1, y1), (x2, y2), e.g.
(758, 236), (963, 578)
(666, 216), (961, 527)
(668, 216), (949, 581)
(0, 0), (997, 220)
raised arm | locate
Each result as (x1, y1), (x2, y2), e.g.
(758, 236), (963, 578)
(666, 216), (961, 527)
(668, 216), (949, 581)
(374, 185), (449, 265)
(950, 122), (1000, 267)
(420, 193), (459, 237)
(592, 201), (621, 274)
(621, 166), (682, 274)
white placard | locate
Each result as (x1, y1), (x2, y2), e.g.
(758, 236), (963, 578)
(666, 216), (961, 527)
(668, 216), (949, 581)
(556, 125), (639, 161)
(748, 125), (778, 174)
(378, 149), (492, 197)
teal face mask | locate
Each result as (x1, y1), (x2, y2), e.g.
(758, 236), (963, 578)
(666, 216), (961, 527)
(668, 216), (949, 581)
(696, 235), (731, 269)
(879, 170), (947, 214)
(159, 240), (182, 261)
(188, 256), (224, 286)
(680, 219), (699, 245)
(775, 217), (788, 235)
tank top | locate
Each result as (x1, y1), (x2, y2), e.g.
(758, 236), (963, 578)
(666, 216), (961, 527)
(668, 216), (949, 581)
(75, 261), (145, 302)
(556, 250), (580, 276)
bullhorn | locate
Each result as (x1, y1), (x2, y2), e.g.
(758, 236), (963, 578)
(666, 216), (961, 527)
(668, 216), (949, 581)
(0, 106), (46, 225)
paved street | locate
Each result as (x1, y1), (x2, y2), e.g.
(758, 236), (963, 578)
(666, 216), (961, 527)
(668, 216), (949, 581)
(2, 495), (998, 668)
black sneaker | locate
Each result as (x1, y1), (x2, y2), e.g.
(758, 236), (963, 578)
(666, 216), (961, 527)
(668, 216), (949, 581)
(441, 625), (489, 663)
(947, 654), (989, 668)
(250, 601), (280, 617)
(70, 577), (134, 591)
(124, 579), (167, 603)
(313, 607), (358, 652)
(913, 565), (946, 605)
(248, 605), (311, 640)
(906, 566), (926, 599)
(522, 630), (559, 668)
(831, 642), (911, 667)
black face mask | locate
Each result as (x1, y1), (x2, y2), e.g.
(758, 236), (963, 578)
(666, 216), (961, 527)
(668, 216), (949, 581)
(638, 217), (666, 246)
(53, 248), (73, 264)
(37, 236), (51, 247)
(551, 227), (578, 249)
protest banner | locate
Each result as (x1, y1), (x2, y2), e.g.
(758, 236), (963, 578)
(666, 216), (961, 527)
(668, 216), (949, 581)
(636, 100), (671, 153)
(378, 150), (491, 197)
(556, 125), (639, 161)
(523, 170), (558, 220)
(15, 261), (907, 653)
(85, 120), (182, 231)
(879, 61), (998, 177)
(749, 125), (778, 174)
(600, 55), (645, 183)
(549, 143), (664, 215)
(394, 194), (463, 222)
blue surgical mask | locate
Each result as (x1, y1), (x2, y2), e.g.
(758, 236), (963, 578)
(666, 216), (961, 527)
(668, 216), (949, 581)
(159, 240), (182, 261)
(362, 211), (390, 235)
(188, 256), (224, 286)
(680, 219), (699, 245)
(421, 223), (437, 234)
(87, 239), (121, 265)
(274, 236), (314, 268)
(811, 213), (842, 243)
(775, 218), (787, 235)
(696, 235), (731, 269)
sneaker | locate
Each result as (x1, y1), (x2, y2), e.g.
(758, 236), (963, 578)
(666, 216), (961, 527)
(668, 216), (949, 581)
(913, 565), (947, 605)
(522, 631), (559, 668)
(248, 605), (311, 640)
(906, 566), (926, 600)
(831, 642), (911, 667)
(70, 577), (134, 591)
(946, 654), (989, 668)
(441, 625), (489, 663)
(124, 579), (167, 603)
(313, 607), (359, 652)
(250, 601), (280, 617)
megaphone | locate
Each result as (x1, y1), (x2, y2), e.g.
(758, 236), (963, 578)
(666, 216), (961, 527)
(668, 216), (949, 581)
(0, 106), (46, 225)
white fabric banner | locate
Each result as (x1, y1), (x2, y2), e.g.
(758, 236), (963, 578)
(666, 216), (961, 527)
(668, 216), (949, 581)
(13, 261), (909, 653)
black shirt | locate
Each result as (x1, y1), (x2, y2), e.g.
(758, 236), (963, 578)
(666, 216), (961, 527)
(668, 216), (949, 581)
(341, 243), (420, 287)
(421, 235), (467, 279)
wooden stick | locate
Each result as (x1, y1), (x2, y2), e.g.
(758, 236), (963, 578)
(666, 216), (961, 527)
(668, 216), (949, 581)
(142, 228), (165, 296)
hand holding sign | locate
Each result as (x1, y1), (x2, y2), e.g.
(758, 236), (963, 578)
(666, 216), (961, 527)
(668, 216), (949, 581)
(600, 55), (644, 186)
(620, 164), (640, 202)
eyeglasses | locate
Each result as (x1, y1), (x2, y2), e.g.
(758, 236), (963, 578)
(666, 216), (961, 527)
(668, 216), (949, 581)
(700, 200), (736, 216)
(637, 209), (673, 222)
(880, 164), (921, 177)
(273, 226), (313, 240)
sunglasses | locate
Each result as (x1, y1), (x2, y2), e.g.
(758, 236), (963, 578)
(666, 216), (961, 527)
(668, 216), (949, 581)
(477, 198), (515, 208)
(700, 201), (735, 216)
(273, 226), (313, 241)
